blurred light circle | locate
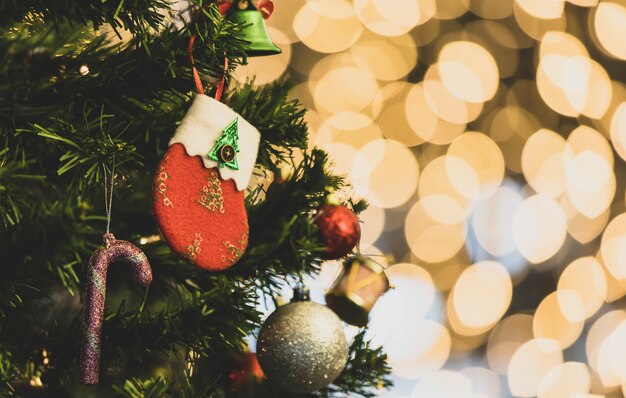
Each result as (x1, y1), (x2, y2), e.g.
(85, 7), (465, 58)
(234, 28), (291, 85)
(568, 0), (598, 5)
(266, 0), (305, 43)
(597, 252), (626, 302)
(513, 194), (567, 264)
(424, 64), (483, 124)
(539, 31), (589, 59)
(538, 362), (591, 398)
(507, 338), (564, 397)
(313, 66), (379, 114)
(354, 0), (434, 37)
(593, 1), (626, 60)
(472, 186), (523, 256)
(405, 83), (466, 145)
(350, 32), (418, 81)
(515, 0), (564, 19)
(375, 82), (427, 147)
(451, 261), (512, 333)
(405, 196), (467, 263)
(522, 129), (566, 198)
(436, 0), (469, 19)
(315, 112), (383, 149)
(461, 367), (501, 397)
(438, 41), (499, 103)
(418, 155), (471, 213)
(383, 263), (436, 319)
(587, 310), (626, 373)
(558, 257), (608, 320)
(564, 150), (615, 219)
(600, 213), (626, 282)
(359, 205), (385, 245)
(487, 314), (534, 374)
(565, 125), (614, 167)
(369, 319), (450, 380)
(561, 194), (611, 244)
(411, 370), (472, 398)
(533, 291), (585, 349)
(537, 55), (612, 118)
(468, 0), (514, 19)
(447, 132), (505, 200)
(489, 106), (541, 174)
(320, 142), (359, 177)
(514, 1), (566, 40)
(596, 319), (626, 387)
(610, 103), (626, 162)
(352, 139), (419, 208)
(293, 0), (363, 53)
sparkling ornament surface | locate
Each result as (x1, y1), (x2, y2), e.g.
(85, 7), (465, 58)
(80, 233), (152, 384)
(315, 204), (361, 259)
(256, 300), (349, 393)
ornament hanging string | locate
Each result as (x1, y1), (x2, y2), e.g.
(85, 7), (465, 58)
(102, 156), (116, 235)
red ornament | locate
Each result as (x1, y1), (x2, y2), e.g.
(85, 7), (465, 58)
(315, 204), (361, 259)
(229, 352), (264, 391)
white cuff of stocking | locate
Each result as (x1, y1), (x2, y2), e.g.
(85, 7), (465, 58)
(169, 94), (260, 191)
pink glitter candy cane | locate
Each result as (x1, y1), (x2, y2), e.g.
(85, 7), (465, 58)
(80, 232), (152, 384)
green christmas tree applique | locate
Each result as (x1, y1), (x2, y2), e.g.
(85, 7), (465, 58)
(208, 117), (240, 170)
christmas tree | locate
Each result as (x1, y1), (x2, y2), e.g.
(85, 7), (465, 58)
(0, 1), (390, 396)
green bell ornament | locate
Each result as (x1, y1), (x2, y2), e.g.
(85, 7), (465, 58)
(227, 0), (282, 57)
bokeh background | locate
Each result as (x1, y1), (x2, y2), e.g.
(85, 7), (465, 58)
(231, 0), (626, 397)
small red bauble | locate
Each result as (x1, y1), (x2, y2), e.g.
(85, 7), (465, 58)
(229, 352), (264, 391)
(315, 204), (361, 259)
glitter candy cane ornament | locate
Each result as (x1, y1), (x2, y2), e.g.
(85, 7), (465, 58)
(79, 233), (152, 384)
(80, 160), (153, 384)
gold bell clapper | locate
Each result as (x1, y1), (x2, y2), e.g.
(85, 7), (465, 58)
(325, 255), (391, 327)
(226, 0), (282, 57)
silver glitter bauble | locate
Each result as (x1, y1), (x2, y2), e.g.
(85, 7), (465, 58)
(256, 299), (349, 393)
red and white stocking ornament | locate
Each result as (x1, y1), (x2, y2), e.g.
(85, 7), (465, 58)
(152, 95), (260, 271)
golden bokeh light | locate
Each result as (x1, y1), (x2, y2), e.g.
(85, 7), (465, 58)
(312, 66), (379, 114)
(537, 362), (591, 398)
(293, 0), (363, 53)
(533, 291), (585, 348)
(592, 0), (626, 60)
(522, 129), (566, 198)
(557, 257), (607, 320)
(314, 112), (383, 149)
(600, 213), (626, 283)
(358, 204), (385, 245)
(438, 41), (499, 103)
(375, 82), (427, 147)
(450, 261), (512, 335)
(472, 186), (522, 257)
(468, 0), (514, 19)
(610, 102), (626, 162)
(418, 155), (471, 214)
(487, 314), (534, 375)
(446, 133), (505, 200)
(424, 64), (484, 124)
(350, 31), (418, 81)
(352, 138), (419, 208)
(513, 194), (567, 264)
(411, 370), (472, 398)
(353, 0), (434, 37)
(507, 338), (563, 397)
(276, 0), (626, 395)
(515, 0), (565, 19)
(405, 195), (467, 263)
